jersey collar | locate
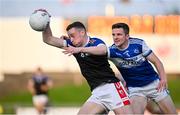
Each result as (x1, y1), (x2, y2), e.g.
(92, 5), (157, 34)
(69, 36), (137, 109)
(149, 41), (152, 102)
(83, 36), (90, 47)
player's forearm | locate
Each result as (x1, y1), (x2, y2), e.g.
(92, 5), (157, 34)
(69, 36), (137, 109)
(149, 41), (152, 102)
(42, 26), (65, 48)
(154, 60), (167, 81)
(28, 87), (36, 95)
(147, 53), (167, 81)
(42, 25), (53, 44)
(80, 45), (107, 55)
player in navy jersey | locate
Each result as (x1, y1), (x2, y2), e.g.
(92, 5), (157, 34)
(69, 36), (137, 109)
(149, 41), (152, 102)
(64, 22), (177, 114)
(27, 67), (53, 114)
(40, 9), (132, 115)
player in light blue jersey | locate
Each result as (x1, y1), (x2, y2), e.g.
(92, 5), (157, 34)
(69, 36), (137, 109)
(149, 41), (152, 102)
(64, 22), (177, 114)
(108, 23), (177, 114)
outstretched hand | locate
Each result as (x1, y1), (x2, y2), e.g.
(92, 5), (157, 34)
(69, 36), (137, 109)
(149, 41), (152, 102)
(62, 45), (82, 56)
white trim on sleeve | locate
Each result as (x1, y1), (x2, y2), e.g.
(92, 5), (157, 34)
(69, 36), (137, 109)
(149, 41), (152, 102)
(107, 47), (111, 58)
(63, 40), (67, 47)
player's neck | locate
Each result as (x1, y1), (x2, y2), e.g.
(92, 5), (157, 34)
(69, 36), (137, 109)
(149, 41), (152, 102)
(82, 35), (89, 47)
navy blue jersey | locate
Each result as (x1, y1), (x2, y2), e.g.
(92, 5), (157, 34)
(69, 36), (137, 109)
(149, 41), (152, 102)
(32, 75), (49, 95)
(65, 37), (119, 91)
(108, 37), (159, 87)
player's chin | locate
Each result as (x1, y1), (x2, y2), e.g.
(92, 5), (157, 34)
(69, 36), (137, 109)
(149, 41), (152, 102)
(114, 42), (121, 46)
(73, 43), (81, 47)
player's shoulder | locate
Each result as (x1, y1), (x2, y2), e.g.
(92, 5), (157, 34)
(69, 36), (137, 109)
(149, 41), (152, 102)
(109, 44), (117, 49)
(89, 37), (105, 45)
(90, 37), (104, 42)
(129, 37), (144, 45)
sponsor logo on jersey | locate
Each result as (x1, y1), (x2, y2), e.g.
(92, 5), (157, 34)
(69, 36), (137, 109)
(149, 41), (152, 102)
(112, 54), (146, 68)
(80, 53), (89, 57)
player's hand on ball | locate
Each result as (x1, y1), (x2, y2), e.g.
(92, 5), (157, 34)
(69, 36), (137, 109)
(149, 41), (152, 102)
(34, 9), (51, 17)
(29, 9), (51, 31)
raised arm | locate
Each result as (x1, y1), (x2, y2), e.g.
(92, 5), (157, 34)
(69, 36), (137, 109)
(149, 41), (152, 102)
(42, 24), (67, 48)
(31, 9), (66, 48)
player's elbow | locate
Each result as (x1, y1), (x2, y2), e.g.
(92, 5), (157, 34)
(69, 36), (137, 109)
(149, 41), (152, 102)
(100, 49), (107, 55)
(42, 37), (48, 44)
(101, 46), (107, 55)
(43, 36), (52, 45)
(96, 45), (107, 54)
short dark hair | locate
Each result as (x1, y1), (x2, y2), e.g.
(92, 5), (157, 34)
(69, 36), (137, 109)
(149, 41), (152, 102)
(66, 21), (86, 31)
(112, 23), (129, 35)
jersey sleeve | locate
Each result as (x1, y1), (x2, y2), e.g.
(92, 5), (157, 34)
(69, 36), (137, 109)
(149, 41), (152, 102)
(142, 40), (152, 57)
(63, 40), (68, 47)
(107, 46), (111, 58)
(107, 45), (116, 58)
(64, 39), (73, 47)
(91, 38), (106, 46)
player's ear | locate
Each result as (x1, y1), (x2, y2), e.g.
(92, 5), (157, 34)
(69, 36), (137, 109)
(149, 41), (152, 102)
(80, 29), (85, 35)
(125, 34), (129, 39)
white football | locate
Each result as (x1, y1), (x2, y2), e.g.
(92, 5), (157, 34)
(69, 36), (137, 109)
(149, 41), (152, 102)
(29, 10), (50, 31)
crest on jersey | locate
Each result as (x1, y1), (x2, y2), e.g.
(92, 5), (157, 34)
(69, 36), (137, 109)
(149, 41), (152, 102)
(80, 53), (85, 57)
(134, 49), (140, 54)
(89, 39), (96, 45)
(80, 53), (89, 57)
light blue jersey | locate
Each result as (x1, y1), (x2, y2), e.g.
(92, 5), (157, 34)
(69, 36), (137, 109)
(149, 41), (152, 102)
(108, 37), (159, 87)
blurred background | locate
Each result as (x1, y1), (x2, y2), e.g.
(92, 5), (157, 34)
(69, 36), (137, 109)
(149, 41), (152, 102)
(0, 0), (180, 114)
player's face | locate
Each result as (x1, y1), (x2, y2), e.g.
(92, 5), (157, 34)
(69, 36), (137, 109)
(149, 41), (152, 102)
(112, 28), (129, 48)
(67, 28), (84, 47)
